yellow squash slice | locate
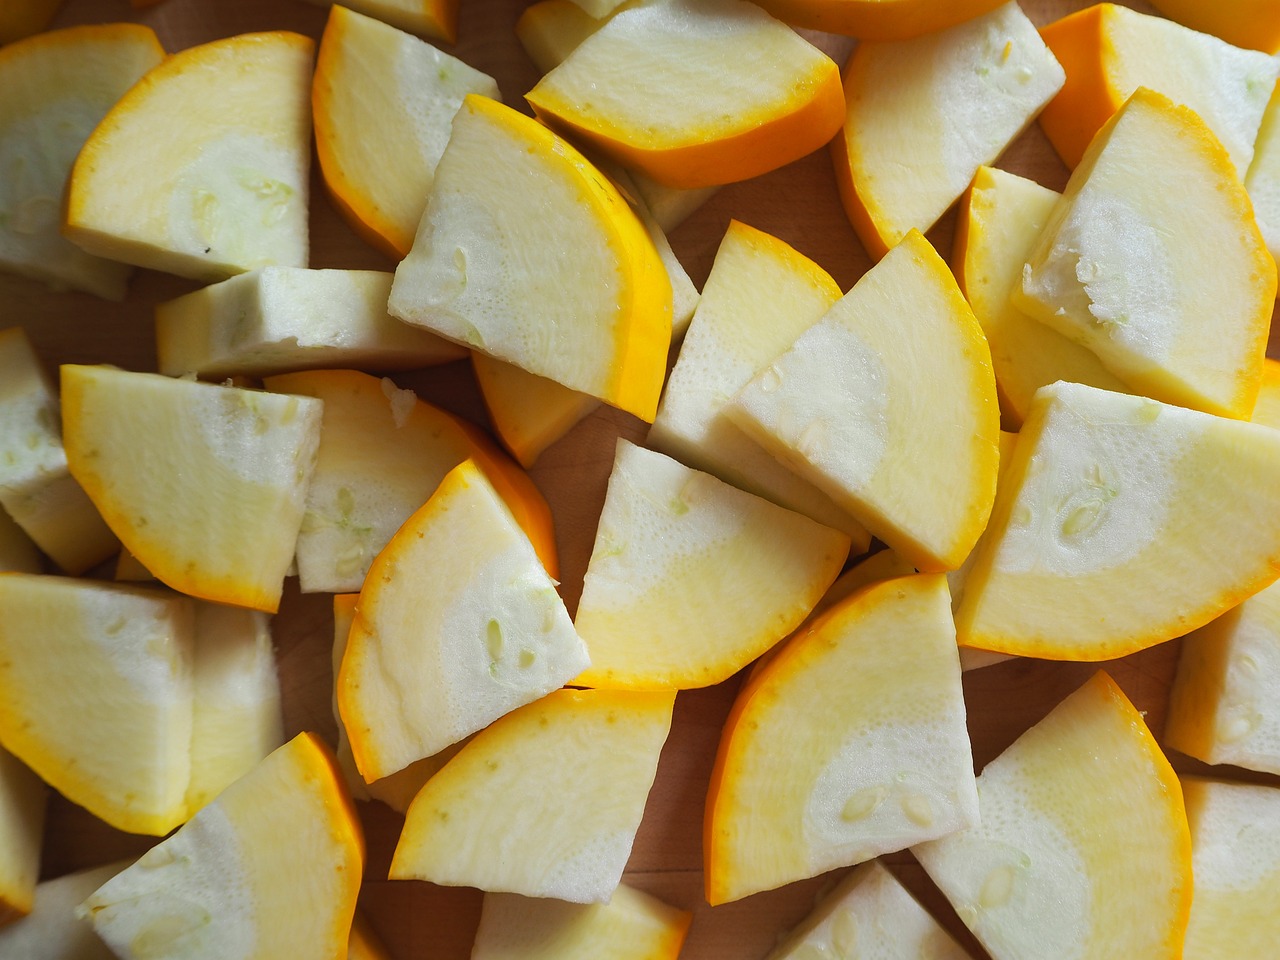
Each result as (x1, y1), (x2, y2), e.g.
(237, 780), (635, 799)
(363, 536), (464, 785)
(1254, 358), (1280, 428)
(0, 23), (163, 299)
(729, 230), (1000, 572)
(1150, 0), (1280, 53)
(914, 672), (1191, 960)
(0, 861), (126, 959)
(0, 574), (194, 836)
(391, 688), (674, 904)
(525, 0), (844, 189)
(472, 884), (691, 960)
(313, 5), (501, 259)
(955, 382), (1280, 660)
(1038, 3), (1278, 171)
(82, 733), (364, 960)
(338, 461), (587, 782)
(0, 746), (43, 924)
(574, 440), (850, 690)
(264, 369), (557, 592)
(1246, 80), (1280, 280)
(65, 32), (313, 281)
(302, 0), (458, 44)
(706, 574), (977, 905)
(1015, 88), (1274, 419)
(388, 95), (671, 422)
(832, 3), (1064, 258)
(752, 0), (1006, 40)
(62, 365), (323, 613)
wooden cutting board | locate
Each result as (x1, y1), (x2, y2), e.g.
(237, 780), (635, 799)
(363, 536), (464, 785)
(18, 0), (1280, 957)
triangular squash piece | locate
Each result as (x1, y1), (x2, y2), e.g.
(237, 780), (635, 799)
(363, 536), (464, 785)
(705, 574), (978, 905)
(302, 0), (458, 44)
(473, 884), (691, 960)
(0, 574), (194, 835)
(388, 95), (671, 422)
(81, 733), (364, 960)
(729, 230), (1000, 572)
(1016, 88), (1274, 419)
(0, 861), (126, 959)
(574, 440), (850, 690)
(65, 32), (313, 281)
(263, 369), (557, 591)
(0, 24), (163, 299)
(338, 460), (587, 783)
(61, 365), (323, 613)
(914, 672), (1191, 960)
(954, 382), (1280, 660)
(391, 688), (674, 904)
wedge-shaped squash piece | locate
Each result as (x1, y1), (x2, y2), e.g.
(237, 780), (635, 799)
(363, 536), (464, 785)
(1180, 777), (1280, 958)
(706, 574), (978, 905)
(0, 747), (44, 924)
(330, 593), (463, 812)
(0, 24), (162, 299)
(649, 220), (868, 545)
(1255, 358), (1280, 428)
(157, 268), (463, 378)
(82, 733), (364, 960)
(0, 329), (118, 574)
(0, 507), (38, 573)
(756, 0), (1007, 40)
(526, 0), (844, 190)
(186, 602), (283, 814)
(303, 0), (457, 44)
(65, 32), (313, 281)
(389, 95), (671, 422)
(473, 884), (691, 960)
(1039, 3), (1278, 172)
(0, 1), (63, 44)
(767, 860), (969, 960)
(339, 460), (586, 782)
(1165, 578), (1280, 774)
(392, 688), (674, 903)
(915, 672), (1190, 960)
(1016, 89), (1274, 419)
(1150, 0), (1280, 53)
(833, 3), (1064, 259)
(62, 366), (322, 613)
(956, 382), (1280, 659)
(314, 6), (500, 259)
(575, 440), (849, 690)
(0, 861), (125, 960)
(1246, 81), (1280, 279)
(264, 369), (557, 592)
(729, 230), (1000, 572)
(0, 574), (194, 835)
(956, 166), (1126, 427)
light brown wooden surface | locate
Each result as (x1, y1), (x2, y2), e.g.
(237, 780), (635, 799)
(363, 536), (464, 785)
(18, 0), (1280, 957)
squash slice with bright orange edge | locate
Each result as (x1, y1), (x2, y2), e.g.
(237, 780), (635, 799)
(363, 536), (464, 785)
(1151, 0), (1280, 53)
(265, 369), (557, 592)
(705, 574), (978, 905)
(81, 733), (364, 960)
(574, 440), (850, 691)
(1180, 777), (1280, 959)
(62, 365), (323, 613)
(391, 688), (674, 904)
(388, 95), (671, 422)
(955, 166), (1126, 428)
(955, 382), (1280, 660)
(1253, 358), (1280, 428)
(303, 0), (457, 44)
(313, 5), (500, 259)
(331, 593), (465, 812)
(0, 746), (44, 925)
(473, 884), (691, 960)
(65, 32), (313, 282)
(914, 671), (1191, 960)
(767, 860), (969, 960)
(754, 0), (1006, 41)
(1038, 3), (1278, 172)
(728, 230), (1000, 573)
(526, 0), (843, 190)
(1015, 89), (1274, 420)
(0, 24), (162, 300)
(339, 461), (586, 783)
(649, 220), (869, 545)
(833, 3), (1063, 259)
(0, 574), (194, 836)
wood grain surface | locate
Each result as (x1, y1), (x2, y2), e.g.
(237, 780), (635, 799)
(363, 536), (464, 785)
(19, 0), (1280, 957)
